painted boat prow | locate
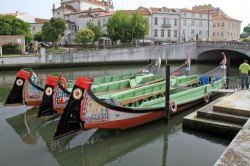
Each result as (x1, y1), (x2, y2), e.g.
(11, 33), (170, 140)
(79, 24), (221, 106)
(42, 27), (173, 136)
(53, 77), (93, 140)
(5, 68), (33, 106)
(38, 73), (66, 118)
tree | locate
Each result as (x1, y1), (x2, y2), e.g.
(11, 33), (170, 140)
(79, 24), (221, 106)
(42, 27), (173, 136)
(241, 24), (250, 39)
(42, 18), (66, 49)
(74, 29), (95, 45)
(0, 15), (32, 43)
(129, 11), (149, 42)
(34, 31), (43, 42)
(107, 11), (131, 43)
(87, 22), (103, 43)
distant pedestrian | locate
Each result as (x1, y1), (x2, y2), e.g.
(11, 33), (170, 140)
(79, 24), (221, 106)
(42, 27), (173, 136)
(239, 60), (250, 89)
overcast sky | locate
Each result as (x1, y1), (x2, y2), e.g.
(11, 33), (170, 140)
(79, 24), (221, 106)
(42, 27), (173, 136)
(0, 0), (249, 32)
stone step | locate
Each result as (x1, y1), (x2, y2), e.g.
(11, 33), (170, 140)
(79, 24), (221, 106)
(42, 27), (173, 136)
(183, 111), (243, 137)
(212, 90), (250, 117)
(213, 104), (250, 117)
(197, 109), (248, 125)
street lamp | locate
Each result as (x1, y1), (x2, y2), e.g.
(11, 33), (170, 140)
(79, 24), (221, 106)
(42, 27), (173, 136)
(67, 30), (71, 52)
(207, 9), (213, 41)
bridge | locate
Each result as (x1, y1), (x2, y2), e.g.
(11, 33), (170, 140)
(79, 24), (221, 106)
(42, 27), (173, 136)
(196, 41), (250, 62)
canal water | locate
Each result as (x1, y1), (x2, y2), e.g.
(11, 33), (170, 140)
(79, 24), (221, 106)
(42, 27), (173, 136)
(0, 63), (237, 166)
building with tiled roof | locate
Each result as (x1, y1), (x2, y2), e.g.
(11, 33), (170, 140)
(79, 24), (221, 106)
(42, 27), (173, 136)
(191, 4), (241, 41)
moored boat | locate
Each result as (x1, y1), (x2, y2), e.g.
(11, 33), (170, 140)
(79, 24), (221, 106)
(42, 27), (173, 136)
(4, 68), (44, 107)
(53, 53), (226, 139)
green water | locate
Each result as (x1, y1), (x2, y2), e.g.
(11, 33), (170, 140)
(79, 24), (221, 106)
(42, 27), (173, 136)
(0, 64), (235, 166)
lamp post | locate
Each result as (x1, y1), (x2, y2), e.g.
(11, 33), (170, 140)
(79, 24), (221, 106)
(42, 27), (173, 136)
(68, 31), (71, 52)
(207, 9), (213, 41)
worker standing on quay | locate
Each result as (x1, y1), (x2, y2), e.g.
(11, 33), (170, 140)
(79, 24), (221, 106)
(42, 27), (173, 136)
(239, 60), (250, 89)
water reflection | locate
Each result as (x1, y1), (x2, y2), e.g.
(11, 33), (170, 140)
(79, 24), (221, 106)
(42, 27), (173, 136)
(5, 107), (58, 145)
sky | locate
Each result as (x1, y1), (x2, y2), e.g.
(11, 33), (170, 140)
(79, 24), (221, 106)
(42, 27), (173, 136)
(0, 0), (249, 32)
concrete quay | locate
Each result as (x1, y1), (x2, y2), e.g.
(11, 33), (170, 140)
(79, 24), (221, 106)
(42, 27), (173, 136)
(183, 90), (250, 165)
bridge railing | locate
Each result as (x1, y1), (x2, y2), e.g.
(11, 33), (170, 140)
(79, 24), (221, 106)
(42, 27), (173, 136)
(196, 41), (250, 49)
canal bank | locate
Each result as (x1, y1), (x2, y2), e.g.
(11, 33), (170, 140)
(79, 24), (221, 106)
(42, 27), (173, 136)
(183, 90), (250, 165)
(0, 42), (198, 71)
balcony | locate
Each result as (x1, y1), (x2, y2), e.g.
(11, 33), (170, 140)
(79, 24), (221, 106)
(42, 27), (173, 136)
(162, 24), (171, 28)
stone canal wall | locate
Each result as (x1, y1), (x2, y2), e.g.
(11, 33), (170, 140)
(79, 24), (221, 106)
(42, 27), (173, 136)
(0, 42), (197, 70)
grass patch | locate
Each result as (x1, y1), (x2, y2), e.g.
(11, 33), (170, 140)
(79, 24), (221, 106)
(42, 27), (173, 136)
(46, 47), (66, 54)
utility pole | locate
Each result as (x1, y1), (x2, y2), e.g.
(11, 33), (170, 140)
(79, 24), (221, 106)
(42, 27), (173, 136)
(207, 9), (213, 41)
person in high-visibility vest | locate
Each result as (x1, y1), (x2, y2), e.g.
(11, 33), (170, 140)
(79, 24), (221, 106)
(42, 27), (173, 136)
(239, 60), (250, 89)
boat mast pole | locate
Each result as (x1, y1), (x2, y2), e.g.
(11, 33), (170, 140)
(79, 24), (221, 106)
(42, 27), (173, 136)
(226, 58), (230, 89)
(165, 64), (170, 123)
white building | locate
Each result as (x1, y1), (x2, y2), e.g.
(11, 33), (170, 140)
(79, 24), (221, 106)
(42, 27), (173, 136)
(180, 9), (212, 42)
(1, 11), (48, 36)
(53, 0), (114, 44)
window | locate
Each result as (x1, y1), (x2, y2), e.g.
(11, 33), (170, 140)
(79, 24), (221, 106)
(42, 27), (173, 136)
(217, 32), (219, 36)
(213, 32), (215, 36)
(213, 23), (216, 27)
(192, 13), (195, 17)
(199, 30), (202, 35)
(103, 19), (107, 26)
(163, 18), (166, 25)
(174, 30), (177, 37)
(183, 29), (185, 35)
(98, 20), (101, 26)
(168, 30), (171, 37)
(221, 32), (223, 36)
(217, 23), (220, 27)
(154, 18), (158, 25)
(199, 21), (202, 26)
(199, 14), (202, 18)
(32, 27), (35, 31)
(174, 18), (178, 26)
(229, 23), (230, 27)
(161, 30), (164, 37)
(191, 21), (194, 26)
(183, 13), (186, 17)
(167, 18), (170, 24)
(191, 30), (194, 34)
(221, 23), (224, 27)
(183, 20), (186, 26)
(154, 29), (158, 37)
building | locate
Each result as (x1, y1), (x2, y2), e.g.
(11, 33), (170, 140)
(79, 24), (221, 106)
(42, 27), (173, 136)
(179, 9), (211, 42)
(192, 4), (241, 41)
(52, 0), (114, 44)
(52, 2), (240, 44)
(0, 11), (48, 35)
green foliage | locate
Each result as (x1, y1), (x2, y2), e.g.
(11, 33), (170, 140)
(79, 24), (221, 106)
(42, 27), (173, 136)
(87, 22), (103, 43)
(46, 47), (65, 54)
(107, 11), (149, 44)
(0, 15), (32, 43)
(107, 11), (131, 43)
(129, 11), (149, 40)
(42, 18), (66, 48)
(74, 29), (95, 44)
(242, 38), (250, 42)
(34, 31), (43, 42)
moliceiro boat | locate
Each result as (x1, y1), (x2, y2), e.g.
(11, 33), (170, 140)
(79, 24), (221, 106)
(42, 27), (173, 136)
(38, 53), (164, 118)
(37, 72), (74, 117)
(42, 53), (191, 120)
(54, 54), (226, 139)
(4, 68), (44, 106)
